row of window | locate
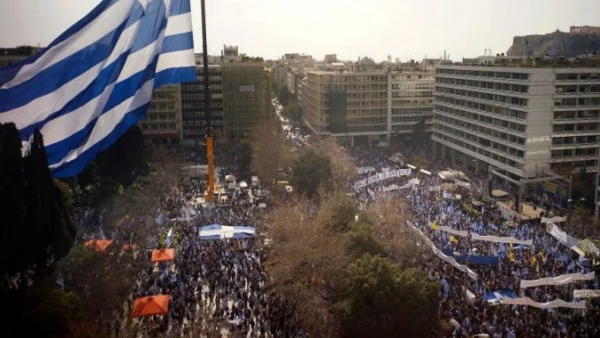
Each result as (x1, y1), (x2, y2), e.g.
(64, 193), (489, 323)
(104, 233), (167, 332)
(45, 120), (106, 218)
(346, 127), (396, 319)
(551, 148), (598, 158)
(346, 93), (386, 100)
(435, 68), (530, 80)
(552, 123), (600, 132)
(182, 120), (224, 126)
(436, 86), (529, 106)
(556, 73), (600, 81)
(433, 131), (523, 169)
(392, 91), (432, 98)
(347, 116), (387, 124)
(140, 123), (177, 131)
(392, 115), (424, 123)
(435, 104), (527, 132)
(147, 113), (176, 121)
(555, 97), (600, 107)
(392, 124), (416, 131)
(149, 101), (176, 109)
(392, 107), (432, 115)
(328, 75), (387, 83)
(552, 135), (599, 145)
(346, 109), (386, 117)
(434, 114), (526, 147)
(556, 85), (600, 93)
(391, 83), (434, 90)
(550, 162), (597, 172)
(182, 103), (223, 110)
(435, 77), (529, 94)
(345, 125), (387, 132)
(181, 89), (223, 96)
(325, 84), (387, 91)
(554, 110), (600, 119)
(151, 92), (176, 100)
(435, 96), (528, 120)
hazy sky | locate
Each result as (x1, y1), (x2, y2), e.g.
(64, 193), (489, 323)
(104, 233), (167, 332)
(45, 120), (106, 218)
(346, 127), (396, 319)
(1, 0), (599, 61)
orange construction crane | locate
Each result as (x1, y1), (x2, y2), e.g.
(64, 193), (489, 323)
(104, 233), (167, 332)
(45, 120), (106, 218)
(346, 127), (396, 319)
(200, 0), (214, 201)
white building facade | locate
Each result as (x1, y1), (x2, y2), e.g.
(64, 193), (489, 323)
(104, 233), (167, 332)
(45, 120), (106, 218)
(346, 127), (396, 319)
(304, 70), (434, 145)
(432, 63), (600, 182)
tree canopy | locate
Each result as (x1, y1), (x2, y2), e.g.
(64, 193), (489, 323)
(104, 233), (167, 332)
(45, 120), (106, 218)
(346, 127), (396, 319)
(251, 118), (291, 186)
(0, 123), (76, 277)
(291, 147), (332, 198)
(410, 118), (429, 151)
(337, 254), (439, 338)
(276, 86), (293, 106)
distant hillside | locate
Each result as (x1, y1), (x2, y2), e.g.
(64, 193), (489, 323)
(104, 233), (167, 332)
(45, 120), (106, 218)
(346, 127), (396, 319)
(507, 30), (600, 57)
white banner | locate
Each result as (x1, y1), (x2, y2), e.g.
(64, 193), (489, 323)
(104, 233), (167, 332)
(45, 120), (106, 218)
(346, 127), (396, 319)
(408, 221), (478, 281)
(574, 289), (600, 298)
(520, 272), (595, 289)
(432, 223), (533, 246)
(354, 169), (412, 190)
(546, 223), (600, 256)
(455, 180), (471, 189)
(499, 297), (586, 310)
(541, 216), (567, 224)
(357, 167), (376, 174)
(382, 178), (421, 192)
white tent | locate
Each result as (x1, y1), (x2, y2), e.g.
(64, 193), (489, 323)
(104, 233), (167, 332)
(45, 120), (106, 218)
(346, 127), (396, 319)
(198, 224), (256, 240)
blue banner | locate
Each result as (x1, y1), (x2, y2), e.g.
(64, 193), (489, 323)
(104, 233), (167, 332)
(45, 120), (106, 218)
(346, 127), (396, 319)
(443, 249), (499, 265)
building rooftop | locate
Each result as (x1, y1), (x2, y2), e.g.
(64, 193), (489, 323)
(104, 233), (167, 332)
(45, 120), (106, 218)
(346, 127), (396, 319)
(447, 55), (600, 68)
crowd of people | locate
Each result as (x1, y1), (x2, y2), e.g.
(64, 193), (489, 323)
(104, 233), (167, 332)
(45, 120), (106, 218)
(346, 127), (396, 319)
(118, 174), (305, 337)
(350, 145), (600, 337)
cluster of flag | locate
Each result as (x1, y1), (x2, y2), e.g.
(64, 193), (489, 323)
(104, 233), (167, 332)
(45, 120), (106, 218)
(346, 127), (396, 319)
(0, 0), (196, 177)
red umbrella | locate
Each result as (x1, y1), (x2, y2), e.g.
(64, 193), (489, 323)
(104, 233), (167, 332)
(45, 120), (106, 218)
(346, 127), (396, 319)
(84, 239), (113, 252)
(131, 295), (170, 318)
(151, 248), (174, 262)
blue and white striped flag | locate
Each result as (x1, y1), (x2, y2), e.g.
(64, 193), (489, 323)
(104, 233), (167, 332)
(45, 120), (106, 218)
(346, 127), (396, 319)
(0, 0), (195, 177)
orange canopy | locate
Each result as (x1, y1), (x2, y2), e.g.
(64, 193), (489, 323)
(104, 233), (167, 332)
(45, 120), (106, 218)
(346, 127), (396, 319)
(84, 239), (113, 252)
(151, 248), (174, 262)
(130, 295), (170, 318)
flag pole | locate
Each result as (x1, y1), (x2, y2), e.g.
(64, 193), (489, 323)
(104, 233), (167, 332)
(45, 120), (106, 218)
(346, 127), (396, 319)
(201, 0), (215, 201)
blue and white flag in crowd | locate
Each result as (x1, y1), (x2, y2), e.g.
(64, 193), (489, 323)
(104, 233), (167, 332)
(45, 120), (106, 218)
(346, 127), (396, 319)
(0, 0), (195, 177)
(484, 290), (517, 305)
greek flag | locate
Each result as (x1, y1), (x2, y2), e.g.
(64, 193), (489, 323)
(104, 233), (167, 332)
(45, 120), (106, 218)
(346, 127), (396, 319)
(0, 0), (195, 177)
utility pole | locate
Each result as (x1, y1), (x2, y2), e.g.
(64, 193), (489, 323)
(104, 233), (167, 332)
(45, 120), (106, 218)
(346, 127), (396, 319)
(201, 0), (215, 201)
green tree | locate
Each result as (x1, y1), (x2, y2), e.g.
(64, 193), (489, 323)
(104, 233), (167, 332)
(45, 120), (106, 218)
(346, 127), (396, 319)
(0, 122), (28, 274)
(337, 254), (439, 338)
(346, 223), (383, 257)
(0, 124), (75, 276)
(24, 129), (76, 267)
(277, 86), (293, 106)
(236, 140), (253, 174)
(282, 102), (300, 123)
(96, 125), (147, 186)
(410, 118), (429, 151)
(291, 147), (332, 198)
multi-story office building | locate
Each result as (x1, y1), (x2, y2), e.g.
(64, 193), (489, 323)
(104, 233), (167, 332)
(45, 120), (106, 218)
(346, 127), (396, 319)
(139, 85), (183, 140)
(287, 70), (297, 94)
(304, 70), (434, 145)
(297, 76), (308, 113)
(222, 63), (272, 138)
(432, 57), (600, 185)
(180, 56), (224, 140)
